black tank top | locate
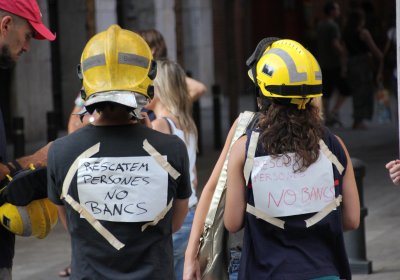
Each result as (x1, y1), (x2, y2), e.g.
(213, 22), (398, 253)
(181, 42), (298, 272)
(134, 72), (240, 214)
(345, 30), (369, 56)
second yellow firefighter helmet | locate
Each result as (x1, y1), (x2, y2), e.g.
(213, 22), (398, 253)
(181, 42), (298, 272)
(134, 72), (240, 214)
(78, 24), (157, 109)
(247, 38), (322, 109)
(0, 198), (58, 239)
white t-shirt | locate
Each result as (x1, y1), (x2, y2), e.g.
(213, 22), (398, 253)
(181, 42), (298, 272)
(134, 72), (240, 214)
(165, 117), (198, 208)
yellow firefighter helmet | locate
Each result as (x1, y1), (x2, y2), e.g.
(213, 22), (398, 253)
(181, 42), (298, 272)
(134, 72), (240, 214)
(0, 198), (58, 239)
(79, 24), (156, 109)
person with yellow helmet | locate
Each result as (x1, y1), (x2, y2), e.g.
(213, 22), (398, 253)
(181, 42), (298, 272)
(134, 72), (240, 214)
(47, 24), (192, 279)
(221, 38), (359, 280)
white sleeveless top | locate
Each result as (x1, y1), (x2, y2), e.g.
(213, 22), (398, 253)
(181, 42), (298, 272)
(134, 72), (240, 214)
(165, 118), (198, 208)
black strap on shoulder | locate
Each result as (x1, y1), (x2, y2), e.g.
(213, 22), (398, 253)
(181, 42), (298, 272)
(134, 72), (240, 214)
(246, 37), (281, 97)
(247, 112), (262, 130)
(246, 37), (281, 69)
(163, 117), (173, 134)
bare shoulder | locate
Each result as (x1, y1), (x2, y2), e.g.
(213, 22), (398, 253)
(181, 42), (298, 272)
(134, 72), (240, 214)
(151, 118), (170, 134)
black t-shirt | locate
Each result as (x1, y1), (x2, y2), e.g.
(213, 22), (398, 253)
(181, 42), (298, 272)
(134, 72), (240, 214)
(48, 123), (191, 279)
(0, 108), (14, 269)
(317, 19), (341, 69)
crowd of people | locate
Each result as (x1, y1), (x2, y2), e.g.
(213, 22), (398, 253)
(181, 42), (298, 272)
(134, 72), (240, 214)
(316, 0), (393, 130)
(0, 0), (399, 280)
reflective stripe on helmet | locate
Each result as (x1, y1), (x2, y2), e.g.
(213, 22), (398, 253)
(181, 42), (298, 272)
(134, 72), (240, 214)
(82, 54), (106, 71)
(266, 48), (308, 83)
(17, 206), (32, 236)
(118, 53), (149, 68)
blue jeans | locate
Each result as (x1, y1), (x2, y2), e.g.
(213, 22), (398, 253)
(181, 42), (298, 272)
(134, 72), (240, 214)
(173, 207), (195, 280)
(228, 247), (241, 280)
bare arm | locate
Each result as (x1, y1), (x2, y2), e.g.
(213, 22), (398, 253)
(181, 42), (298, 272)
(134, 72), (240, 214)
(360, 28), (384, 83)
(67, 105), (84, 134)
(186, 77), (207, 102)
(67, 105), (98, 134)
(56, 204), (68, 231)
(336, 136), (360, 231)
(332, 38), (347, 76)
(172, 198), (189, 233)
(224, 136), (247, 232)
(183, 118), (239, 280)
(0, 142), (52, 181)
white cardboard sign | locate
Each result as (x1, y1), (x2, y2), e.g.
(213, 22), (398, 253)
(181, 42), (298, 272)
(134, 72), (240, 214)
(77, 156), (168, 222)
(251, 152), (335, 217)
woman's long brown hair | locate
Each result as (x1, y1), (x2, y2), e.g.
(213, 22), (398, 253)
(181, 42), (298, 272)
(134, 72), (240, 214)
(257, 100), (324, 172)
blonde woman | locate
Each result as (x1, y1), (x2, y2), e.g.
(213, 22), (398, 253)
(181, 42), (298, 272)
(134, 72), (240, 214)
(146, 59), (198, 280)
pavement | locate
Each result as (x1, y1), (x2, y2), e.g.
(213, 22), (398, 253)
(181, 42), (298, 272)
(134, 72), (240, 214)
(9, 93), (400, 280)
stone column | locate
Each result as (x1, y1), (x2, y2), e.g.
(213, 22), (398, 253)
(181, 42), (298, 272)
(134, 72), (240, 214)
(181, 0), (214, 106)
(95, 0), (117, 32)
(13, 0), (53, 141)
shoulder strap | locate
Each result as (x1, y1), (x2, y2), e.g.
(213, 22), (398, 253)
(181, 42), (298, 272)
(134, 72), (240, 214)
(319, 139), (344, 175)
(162, 117), (173, 134)
(243, 131), (259, 185)
(204, 111), (255, 227)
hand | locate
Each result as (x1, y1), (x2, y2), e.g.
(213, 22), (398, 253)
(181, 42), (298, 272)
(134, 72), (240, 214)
(138, 112), (152, 128)
(385, 159), (400, 185)
(0, 162), (10, 182)
(183, 256), (201, 280)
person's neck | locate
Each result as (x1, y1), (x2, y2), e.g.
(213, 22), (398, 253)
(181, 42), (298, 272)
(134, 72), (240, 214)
(92, 109), (137, 126)
(151, 102), (172, 119)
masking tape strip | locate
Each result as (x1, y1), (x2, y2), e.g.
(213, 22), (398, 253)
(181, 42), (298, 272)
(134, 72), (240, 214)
(204, 111), (255, 227)
(64, 194), (125, 250)
(142, 139), (180, 180)
(61, 143), (100, 199)
(141, 199), (174, 232)
(319, 139), (344, 175)
(305, 195), (342, 228)
(246, 203), (285, 229)
(61, 143), (125, 250)
(232, 111), (257, 143)
(243, 131), (259, 185)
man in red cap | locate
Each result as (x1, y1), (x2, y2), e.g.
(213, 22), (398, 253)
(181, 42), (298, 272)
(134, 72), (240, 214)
(0, 0), (55, 279)
(0, 0), (55, 68)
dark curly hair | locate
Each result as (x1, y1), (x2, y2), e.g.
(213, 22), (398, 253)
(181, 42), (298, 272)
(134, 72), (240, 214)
(257, 100), (324, 173)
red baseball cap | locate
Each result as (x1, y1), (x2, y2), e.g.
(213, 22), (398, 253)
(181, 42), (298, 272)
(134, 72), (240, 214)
(0, 0), (56, 41)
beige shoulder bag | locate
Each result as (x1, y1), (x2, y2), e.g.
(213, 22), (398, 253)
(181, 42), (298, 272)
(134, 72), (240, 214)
(198, 111), (255, 279)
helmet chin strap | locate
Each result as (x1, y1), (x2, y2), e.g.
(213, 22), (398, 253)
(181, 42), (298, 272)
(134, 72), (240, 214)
(131, 107), (145, 120)
(246, 37), (281, 99)
(290, 98), (311, 110)
(271, 97), (312, 110)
